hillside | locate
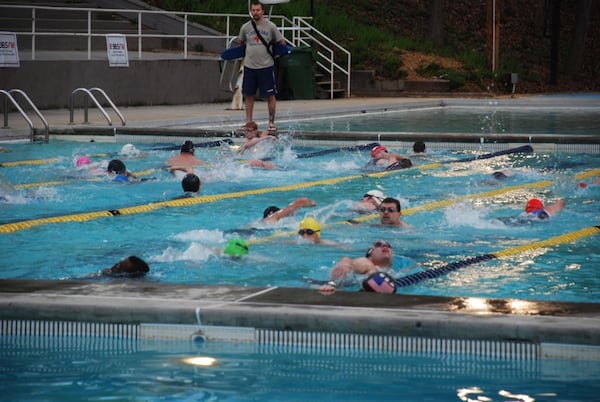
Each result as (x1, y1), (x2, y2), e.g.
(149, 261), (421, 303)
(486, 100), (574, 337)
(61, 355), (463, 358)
(325, 0), (600, 94)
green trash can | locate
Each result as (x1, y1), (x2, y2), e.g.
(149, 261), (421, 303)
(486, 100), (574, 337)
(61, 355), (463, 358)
(277, 46), (315, 100)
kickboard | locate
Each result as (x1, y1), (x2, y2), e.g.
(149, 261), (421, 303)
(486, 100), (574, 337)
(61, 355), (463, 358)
(221, 44), (293, 60)
(221, 45), (246, 60)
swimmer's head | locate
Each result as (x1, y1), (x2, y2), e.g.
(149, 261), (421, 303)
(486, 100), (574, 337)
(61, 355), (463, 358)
(492, 171), (508, 180)
(181, 173), (201, 193)
(107, 159), (126, 175)
(298, 217), (321, 238)
(223, 238), (249, 258)
(263, 205), (280, 219)
(181, 140), (195, 154)
(412, 141), (426, 153)
(120, 143), (140, 156)
(525, 198), (544, 213)
(371, 145), (388, 158)
(76, 156), (91, 167)
(364, 190), (385, 204)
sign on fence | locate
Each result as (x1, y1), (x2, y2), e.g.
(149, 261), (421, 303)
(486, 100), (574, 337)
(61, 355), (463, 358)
(106, 34), (129, 67)
(0, 32), (20, 68)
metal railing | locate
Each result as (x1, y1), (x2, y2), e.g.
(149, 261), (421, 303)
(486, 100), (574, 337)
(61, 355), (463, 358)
(1, 4), (351, 98)
(1, 89), (49, 143)
(69, 88), (126, 126)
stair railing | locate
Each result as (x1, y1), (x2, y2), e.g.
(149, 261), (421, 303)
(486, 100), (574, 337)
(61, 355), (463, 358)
(1, 89), (49, 143)
(69, 88), (125, 126)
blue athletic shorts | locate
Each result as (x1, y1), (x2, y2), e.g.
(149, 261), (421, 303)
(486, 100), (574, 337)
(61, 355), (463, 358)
(243, 66), (277, 97)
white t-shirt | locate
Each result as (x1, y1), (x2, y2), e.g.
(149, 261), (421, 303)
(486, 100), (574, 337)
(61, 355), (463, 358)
(238, 18), (283, 69)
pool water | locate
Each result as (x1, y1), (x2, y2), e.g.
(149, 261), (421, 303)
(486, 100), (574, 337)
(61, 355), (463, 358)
(281, 104), (600, 135)
(0, 138), (599, 302)
(2, 334), (599, 401)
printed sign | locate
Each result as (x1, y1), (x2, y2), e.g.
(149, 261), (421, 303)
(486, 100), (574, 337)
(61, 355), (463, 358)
(0, 32), (20, 68)
(106, 34), (129, 67)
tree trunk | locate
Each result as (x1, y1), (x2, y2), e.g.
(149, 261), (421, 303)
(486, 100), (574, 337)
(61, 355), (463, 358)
(566, 0), (592, 78)
(429, 0), (445, 47)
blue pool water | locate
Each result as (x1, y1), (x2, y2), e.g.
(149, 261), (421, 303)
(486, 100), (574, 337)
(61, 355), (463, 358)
(1, 136), (599, 302)
(2, 334), (599, 401)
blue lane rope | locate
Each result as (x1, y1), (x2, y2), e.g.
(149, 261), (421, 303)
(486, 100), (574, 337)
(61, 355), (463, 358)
(150, 139), (233, 151)
(394, 225), (600, 288)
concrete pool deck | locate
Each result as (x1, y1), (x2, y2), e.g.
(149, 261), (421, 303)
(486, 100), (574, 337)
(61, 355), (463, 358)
(2, 94), (600, 355)
(1, 279), (599, 352)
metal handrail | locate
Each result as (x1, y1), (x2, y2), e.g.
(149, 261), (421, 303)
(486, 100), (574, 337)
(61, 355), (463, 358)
(1, 89), (35, 142)
(293, 17), (351, 99)
(69, 88), (113, 126)
(7, 89), (49, 142)
(1, 4), (352, 98)
(89, 88), (126, 126)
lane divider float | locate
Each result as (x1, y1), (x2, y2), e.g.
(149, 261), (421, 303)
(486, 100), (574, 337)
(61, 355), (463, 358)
(394, 225), (600, 288)
(0, 145), (549, 234)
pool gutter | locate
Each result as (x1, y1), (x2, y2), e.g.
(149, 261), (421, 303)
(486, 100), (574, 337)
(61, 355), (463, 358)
(1, 279), (599, 348)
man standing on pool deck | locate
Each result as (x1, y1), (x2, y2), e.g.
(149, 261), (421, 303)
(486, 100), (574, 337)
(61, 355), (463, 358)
(236, 2), (286, 131)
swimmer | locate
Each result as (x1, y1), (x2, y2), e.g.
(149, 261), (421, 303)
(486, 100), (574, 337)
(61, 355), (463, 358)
(173, 173), (201, 199)
(222, 238), (249, 259)
(238, 121), (277, 156)
(523, 197), (565, 220)
(296, 217), (340, 246)
(107, 159), (139, 183)
(410, 140), (426, 156)
(100, 256), (149, 278)
(353, 189), (385, 213)
(378, 197), (411, 228)
(365, 145), (413, 171)
(319, 240), (395, 294)
(263, 197), (317, 223)
(120, 143), (143, 158)
(166, 140), (204, 175)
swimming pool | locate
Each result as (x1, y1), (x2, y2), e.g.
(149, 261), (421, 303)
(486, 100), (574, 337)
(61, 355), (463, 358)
(1, 131), (599, 302)
(2, 321), (599, 401)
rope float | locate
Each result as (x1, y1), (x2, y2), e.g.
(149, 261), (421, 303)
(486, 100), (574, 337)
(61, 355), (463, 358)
(394, 225), (600, 288)
(0, 146), (572, 234)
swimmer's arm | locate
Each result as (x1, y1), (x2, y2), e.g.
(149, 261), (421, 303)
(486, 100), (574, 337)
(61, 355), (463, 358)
(319, 257), (373, 294)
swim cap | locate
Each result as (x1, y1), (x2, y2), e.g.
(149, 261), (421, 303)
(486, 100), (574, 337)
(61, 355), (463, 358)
(121, 143), (140, 156)
(107, 159), (126, 174)
(492, 171), (508, 180)
(76, 156), (90, 167)
(365, 190), (385, 203)
(181, 140), (195, 154)
(525, 198), (544, 213)
(371, 145), (388, 158)
(181, 173), (201, 193)
(362, 272), (397, 293)
(224, 238), (249, 257)
(298, 217), (321, 237)
(263, 205), (280, 219)
(412, 140), (426, 153)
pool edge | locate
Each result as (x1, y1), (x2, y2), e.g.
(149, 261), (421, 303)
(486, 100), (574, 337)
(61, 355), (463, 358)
(1, 279), (598, 348)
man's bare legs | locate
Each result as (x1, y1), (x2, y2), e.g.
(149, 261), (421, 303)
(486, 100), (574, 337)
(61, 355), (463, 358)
(244, 95), (254, 124)
(267, 94), (276, 130)
(244, 94), (276, 129)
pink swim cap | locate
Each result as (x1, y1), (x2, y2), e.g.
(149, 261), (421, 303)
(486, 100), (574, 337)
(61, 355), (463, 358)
(76, 156), (91, 166)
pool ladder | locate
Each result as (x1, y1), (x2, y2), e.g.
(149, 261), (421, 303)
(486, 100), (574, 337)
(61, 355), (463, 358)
(1, 89), (49, 143)
(69, 87), (126, 126)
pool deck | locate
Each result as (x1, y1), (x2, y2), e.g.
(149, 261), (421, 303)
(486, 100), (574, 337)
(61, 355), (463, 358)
(1, 278), (600, 351)
(2, 95), (600, 353)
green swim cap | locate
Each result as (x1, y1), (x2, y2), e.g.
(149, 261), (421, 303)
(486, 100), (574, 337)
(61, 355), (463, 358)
(224, 238), (249, 257)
